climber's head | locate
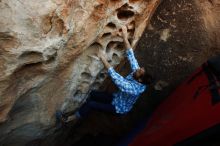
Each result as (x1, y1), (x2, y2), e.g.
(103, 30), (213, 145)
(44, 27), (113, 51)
(133, 67), (153, 85)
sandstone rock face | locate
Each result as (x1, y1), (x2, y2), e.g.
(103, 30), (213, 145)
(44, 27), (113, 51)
(196, 0), (220, 49)
(0, 0), (160, 145)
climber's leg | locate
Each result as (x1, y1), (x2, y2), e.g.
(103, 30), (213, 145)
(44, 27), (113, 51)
(76, 100), (116, 119)
(89, 90), (113, 103)
(57, 91), (115, 124)
(62, 90), (113, 118)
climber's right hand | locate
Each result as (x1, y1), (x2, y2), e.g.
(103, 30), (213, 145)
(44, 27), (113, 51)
(121, 26), (131, 49)
(121, 26), (128, 40)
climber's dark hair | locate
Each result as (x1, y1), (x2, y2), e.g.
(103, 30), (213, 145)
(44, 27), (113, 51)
(140, 72), (153, 85)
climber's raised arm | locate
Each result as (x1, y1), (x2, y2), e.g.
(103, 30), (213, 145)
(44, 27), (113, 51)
(97, 50), (137, 94)
(97, 50), (111, 69)
(121, 26), (140, 72)
(122, 26), (132, 50)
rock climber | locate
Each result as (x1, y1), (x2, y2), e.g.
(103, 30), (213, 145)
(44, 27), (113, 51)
(56, 26), (153, 125)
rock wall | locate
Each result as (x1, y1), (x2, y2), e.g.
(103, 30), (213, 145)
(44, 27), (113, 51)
(62, 0), (220, 145)
(196, 0), (220, 50)
(0, 0), (160, 145)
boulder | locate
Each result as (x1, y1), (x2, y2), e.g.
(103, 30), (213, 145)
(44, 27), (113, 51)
(0, 0), (160, 145)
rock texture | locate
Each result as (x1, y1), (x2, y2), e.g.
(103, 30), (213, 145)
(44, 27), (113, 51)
(51, 0), (220, 145)
(0, 0), (160, 145)
(196, 0), (220, 50)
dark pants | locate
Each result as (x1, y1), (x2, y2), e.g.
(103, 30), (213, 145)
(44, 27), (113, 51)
(78, 90), (116, 118)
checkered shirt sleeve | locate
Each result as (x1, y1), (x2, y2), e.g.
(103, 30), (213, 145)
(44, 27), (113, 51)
(108, 67), (137, 95)
(126, 48), (140, 71)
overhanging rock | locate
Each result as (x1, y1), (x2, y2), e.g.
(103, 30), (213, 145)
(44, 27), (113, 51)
(0, 0), (160, 145)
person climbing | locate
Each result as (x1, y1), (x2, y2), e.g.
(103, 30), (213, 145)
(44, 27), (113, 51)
(56, 26), (153, 125)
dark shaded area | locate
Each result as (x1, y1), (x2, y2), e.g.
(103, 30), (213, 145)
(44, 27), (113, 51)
(175, 124), (220, 146)
(117, 10), (134, 20)
(107, 22), (117, 29)
(40, 0), (220, 145)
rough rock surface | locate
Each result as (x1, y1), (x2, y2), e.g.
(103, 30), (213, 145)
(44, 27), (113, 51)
(0, 0), (160, 145)
(41, 0), (220, 145)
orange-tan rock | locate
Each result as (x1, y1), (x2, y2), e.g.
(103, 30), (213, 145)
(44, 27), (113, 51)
(0, 0), (160, 145)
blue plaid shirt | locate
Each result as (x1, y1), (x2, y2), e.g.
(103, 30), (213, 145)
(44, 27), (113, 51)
(108, 48), (147, 114)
